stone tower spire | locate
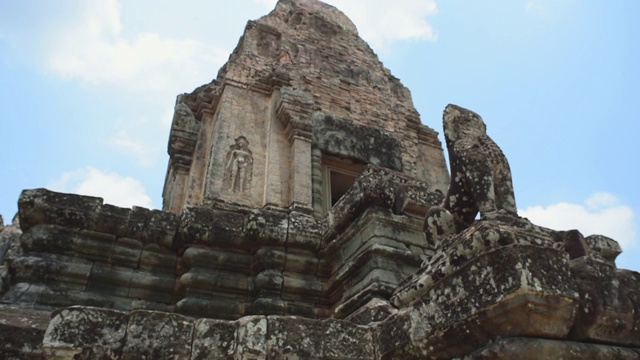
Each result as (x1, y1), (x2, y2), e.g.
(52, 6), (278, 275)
(162, 0), (449, 215)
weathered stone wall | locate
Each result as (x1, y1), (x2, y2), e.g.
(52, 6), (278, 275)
(38, 216), (640, 359)
(42, 307), (376, 359)
(4, 166), (442, 320)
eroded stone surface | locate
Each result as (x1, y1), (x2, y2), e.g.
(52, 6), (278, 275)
(122, 310), (194, 359)
(43, 306), (128, 358)
(424, 104), (517, 248)
(0, 304), (50, 358)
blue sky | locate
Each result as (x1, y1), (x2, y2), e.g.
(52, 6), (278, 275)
(1, 0), (638, 270)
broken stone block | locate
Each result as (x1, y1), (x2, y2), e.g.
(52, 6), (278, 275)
(570, 256), (634, 344)
(585, 234), (622, 264)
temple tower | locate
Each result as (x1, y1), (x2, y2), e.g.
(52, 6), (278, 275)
(162, 0), (449, 216)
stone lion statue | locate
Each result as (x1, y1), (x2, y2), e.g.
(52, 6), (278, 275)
(424, 104), (517, 247)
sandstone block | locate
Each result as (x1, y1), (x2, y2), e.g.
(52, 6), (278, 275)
(192, 318), (238, 360)
(121, 310), (194, 359)
(110, 238), (143, 268)
(283, 250), (319, 275)
(180, 268), (249, 294)
(42, 306), (128, 358)
(19, 188), (103, 231)
(346, 297), (396, 325)
(182, 246), (251, 273)
(253, 247), (287, 272)
(250, 298), (285, 316)
(322, 319), (374, 360)
(253, 269), (284, 297)
(287, 211), (321, 251)
(176, 296), (247, 319)
(0, 304), (50, 358)
(87, 263), (134, 297)
(266, 316), (323, 359)
(11, 254), (93, 292)
(570, 256), (634, 344)
(235, 316), (268, 359)
(585, 234), (622, 263)
(245, 209), (288, 247)
(138, 243), (177, 274)
(95, 204), (131, 238)
(128, 271), (178, 304)
(176, 206), (245, 248)
(126, 206), (179, 248)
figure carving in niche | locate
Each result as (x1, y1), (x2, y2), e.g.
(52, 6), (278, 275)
(424, 104), (517, 248)
(224, 136), (253, 193)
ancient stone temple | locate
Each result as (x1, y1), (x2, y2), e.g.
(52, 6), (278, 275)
(1, 0), (639, 358)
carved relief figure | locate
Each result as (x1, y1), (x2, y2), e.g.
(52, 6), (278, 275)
(224, 136), (253, 193)
(424, 104), (517, 247)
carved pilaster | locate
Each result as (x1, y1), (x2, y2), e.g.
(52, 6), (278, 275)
(162, 98), (202, 213)
(311, 146), (323, 217)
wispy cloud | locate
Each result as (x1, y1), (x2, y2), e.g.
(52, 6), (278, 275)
(48, 167), (154, 209)
(43, 0), (228, 93)
(520, 192), (637, 249)
(109, 130), (159, 168)
(525, 0), (547, 14)
(254, 0), (438, 50)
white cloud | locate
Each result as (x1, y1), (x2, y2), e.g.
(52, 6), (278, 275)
(48, 167), (154, 209)
(254, 0), (438, 50)
(44, 0), (228, 93)
(520, 193), (637, 249)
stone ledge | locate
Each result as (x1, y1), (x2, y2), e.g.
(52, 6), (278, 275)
(42, 307), (375, 359)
